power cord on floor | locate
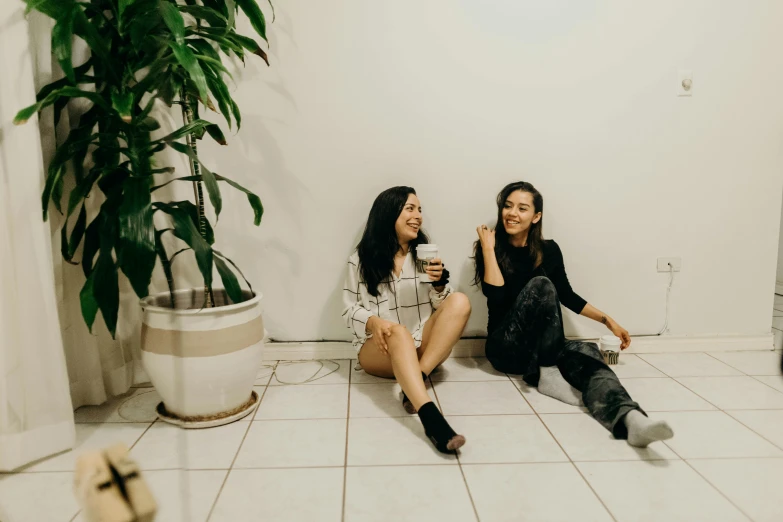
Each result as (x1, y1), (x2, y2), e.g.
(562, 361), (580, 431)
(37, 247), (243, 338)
(265, 359), (341, 385)
(116, 360), (342, 420)
(655, 263), (675, 336)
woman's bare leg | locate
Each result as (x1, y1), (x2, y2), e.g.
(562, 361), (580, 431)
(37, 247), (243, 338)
(419, 292), (472, 374)
(358, 325), (431, 410)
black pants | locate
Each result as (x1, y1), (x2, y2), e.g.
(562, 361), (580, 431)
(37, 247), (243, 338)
(485, 276), (644, 439)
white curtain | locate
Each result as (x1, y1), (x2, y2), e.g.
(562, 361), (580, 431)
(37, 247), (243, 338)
(0, 2), (74, 471)
(5, 1), (204, 432)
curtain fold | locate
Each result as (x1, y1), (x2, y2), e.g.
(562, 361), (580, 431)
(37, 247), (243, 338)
(0, 2), (75, 471)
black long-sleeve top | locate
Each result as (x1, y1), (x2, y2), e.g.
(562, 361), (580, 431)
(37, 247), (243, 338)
(481, 240), (587, 334)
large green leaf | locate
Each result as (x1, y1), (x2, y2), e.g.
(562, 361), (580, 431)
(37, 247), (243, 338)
(188, 39), (222, 63)
(230, 33), (269, 65)
(154, 202), (214, 290)
(154, 229), (176, 298)
(24, 0), (74, 18)
(14, 86), (109, 125)
(205, 124), (227, 145)
(118, 177), (156, 299)
(81, 214), (101, 277)
(158, 119), (214, 143)
(230, 98), (242, 129)
(35, 59), (93, 101)
(150, 174), (261, 226)
(42, 164), (66, 220)
(92, 250), (120, 337)
(236, 0), (267, 41)
(215, 249), (254, 294)
(195, 54), (232, 78)
(51, 6), (76, 82)
(159, 0), (185, 44)
(126, 0), (160, 46)
(61, 204), (87, 262)
(80, 272), (99, 332)
(190, 28), (244, 52)
(216, 174), (263, 225)
(178, 5), (227, 27)
(67, 168), (100, 216)
(168, 141), (222, 219)
(176, 200), (215, 245)
(168, 41), (210, 103)
(214, 256), (242, 303)
(91, 202), (120, 337)
(204, 66), (234, 128)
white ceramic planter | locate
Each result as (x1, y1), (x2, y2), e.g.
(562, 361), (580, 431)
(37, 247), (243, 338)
(140, 289), (264, 425)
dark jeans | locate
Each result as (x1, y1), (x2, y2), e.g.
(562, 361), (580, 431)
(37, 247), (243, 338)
(485, 276), (644, 439)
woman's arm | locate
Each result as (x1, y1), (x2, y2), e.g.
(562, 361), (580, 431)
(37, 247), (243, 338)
(580, 303), (632, 349)
(342, 257), (375, 341)
(477, 226), (504, 286)
(547, 241), (632, 349)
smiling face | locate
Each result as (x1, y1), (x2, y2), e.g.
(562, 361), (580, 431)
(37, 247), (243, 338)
(502, 190), (541, 240)
(394, 193), (422, 245)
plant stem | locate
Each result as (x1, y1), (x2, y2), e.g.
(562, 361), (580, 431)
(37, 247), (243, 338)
(180, 90), (214, 307)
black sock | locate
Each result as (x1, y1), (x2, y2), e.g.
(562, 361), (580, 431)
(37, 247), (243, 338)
(401, 372), (428, 413)
(417, 402), (465, 453)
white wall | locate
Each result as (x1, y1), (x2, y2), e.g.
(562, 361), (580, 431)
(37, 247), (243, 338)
(198, 0), (783, 342)
(778, 189), (783, 285)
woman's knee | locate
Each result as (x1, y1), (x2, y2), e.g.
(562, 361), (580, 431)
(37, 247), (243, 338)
(386, 324), (416, 354)
(528, 276), (554, 291)
(444, 292), (472, 317)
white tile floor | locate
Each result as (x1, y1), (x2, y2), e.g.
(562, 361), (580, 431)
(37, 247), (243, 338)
(2, 349), (783, 522)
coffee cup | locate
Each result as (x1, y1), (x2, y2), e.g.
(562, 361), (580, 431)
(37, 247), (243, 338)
(415, 244), (438, 273)
(599, 335), (621, 365)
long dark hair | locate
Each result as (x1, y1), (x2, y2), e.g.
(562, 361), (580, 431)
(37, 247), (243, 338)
(357, 186), (430, 296)
(473, 181), (544, 285)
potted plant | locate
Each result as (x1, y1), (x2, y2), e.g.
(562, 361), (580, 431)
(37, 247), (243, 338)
(15, 0), (272, 427)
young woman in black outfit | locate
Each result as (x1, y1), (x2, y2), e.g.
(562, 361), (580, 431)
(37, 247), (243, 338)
(474, 181), (673, 447)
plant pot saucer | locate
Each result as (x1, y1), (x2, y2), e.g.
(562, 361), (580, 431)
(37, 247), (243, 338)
(155, 390), (260, 429)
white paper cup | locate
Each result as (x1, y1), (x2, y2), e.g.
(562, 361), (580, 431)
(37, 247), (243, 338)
(599, 334), (621, 365)
(415, 244), (438, 273)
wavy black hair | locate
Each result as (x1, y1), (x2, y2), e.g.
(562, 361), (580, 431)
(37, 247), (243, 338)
(357, 186), (429, 296)
(473, 181), (544, 285)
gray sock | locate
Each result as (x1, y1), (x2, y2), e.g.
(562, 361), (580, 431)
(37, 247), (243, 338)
(537, 366), (583, 406)
(624, 410), (674, 448)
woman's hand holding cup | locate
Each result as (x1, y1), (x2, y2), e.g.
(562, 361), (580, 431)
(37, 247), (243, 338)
(424, 258), (444, 282)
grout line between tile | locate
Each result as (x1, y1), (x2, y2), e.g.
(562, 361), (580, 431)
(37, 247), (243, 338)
(678, 457), (754, 521)
(205, 383), (272, 522)
(507, 376), (619, 522)
(749, 375), (783, 395)
(721, 411), (783, 452)
(130, 420), (156, 451)
(702, 352), (751, 376)
(341, 360), (352, 522)
(431, 379), (481, 522)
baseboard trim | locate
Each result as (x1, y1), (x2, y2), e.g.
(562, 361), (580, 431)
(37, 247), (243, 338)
(263, 334), (775, 360)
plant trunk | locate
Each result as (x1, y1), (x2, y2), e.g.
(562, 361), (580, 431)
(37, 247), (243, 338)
(180, 90), (214, 307)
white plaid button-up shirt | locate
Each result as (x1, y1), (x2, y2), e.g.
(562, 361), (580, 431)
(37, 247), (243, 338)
(342, 251), (452, 351)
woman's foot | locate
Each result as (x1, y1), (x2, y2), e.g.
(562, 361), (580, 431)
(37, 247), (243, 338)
(417, 402), (465, 453)
(538, 366), (583, 406)
(401, 372), (428, 414)
(624, 410), (674, 448)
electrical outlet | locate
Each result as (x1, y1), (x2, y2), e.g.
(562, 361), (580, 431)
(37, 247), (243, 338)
(657, 257), (682, 272)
